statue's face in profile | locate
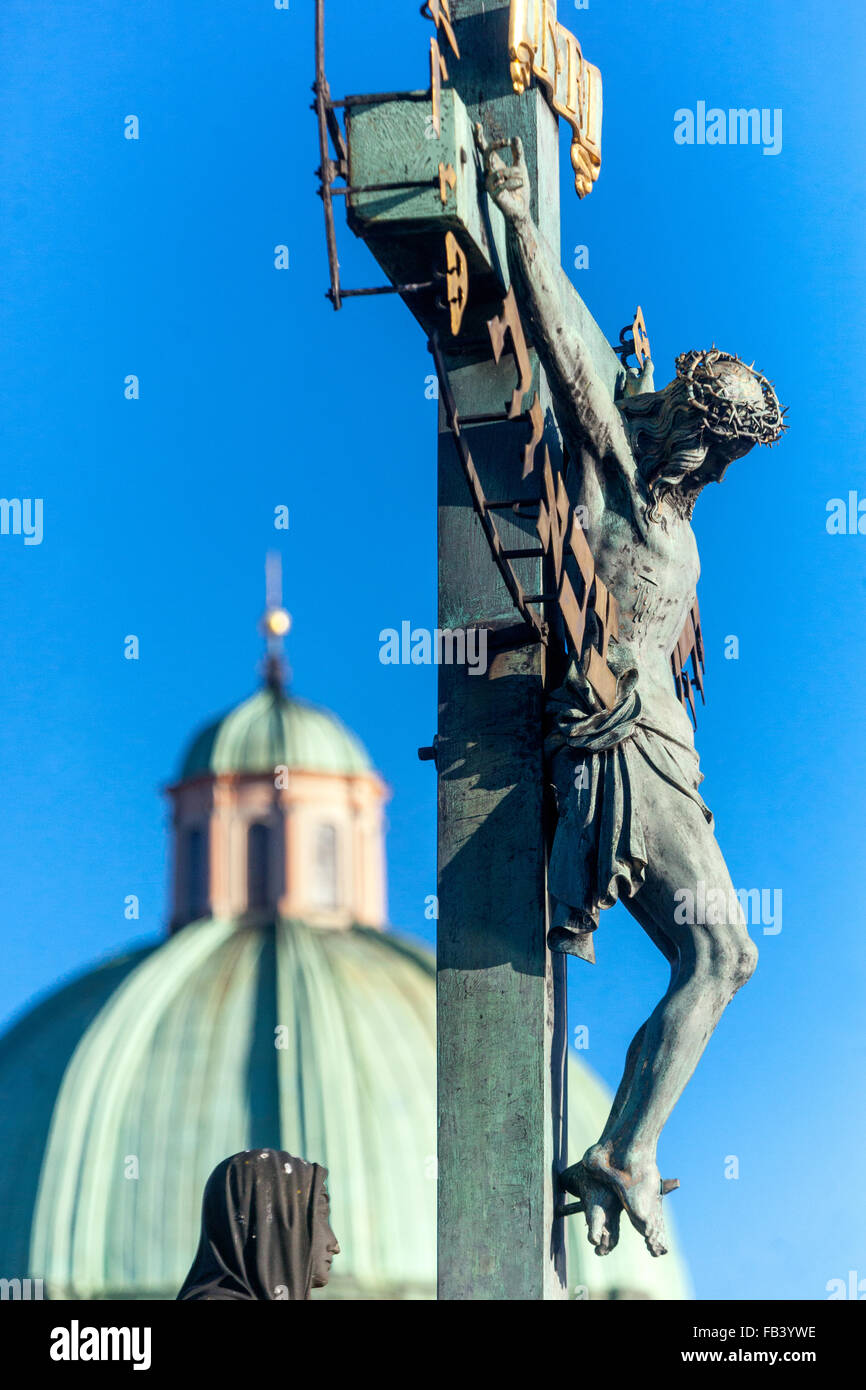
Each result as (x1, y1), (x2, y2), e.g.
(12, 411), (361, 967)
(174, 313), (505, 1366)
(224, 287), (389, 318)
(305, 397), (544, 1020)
(311, 1189), (340, 1288)
(688, 440), (742, 489)
(667, 421), (755, 494)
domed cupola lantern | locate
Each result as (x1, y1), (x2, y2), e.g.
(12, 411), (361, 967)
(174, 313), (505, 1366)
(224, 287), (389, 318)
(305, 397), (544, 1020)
(167, 557), (389, 933)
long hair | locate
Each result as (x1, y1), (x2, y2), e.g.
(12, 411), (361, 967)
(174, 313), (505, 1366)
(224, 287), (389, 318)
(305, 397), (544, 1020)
(617, 378), (707, 524)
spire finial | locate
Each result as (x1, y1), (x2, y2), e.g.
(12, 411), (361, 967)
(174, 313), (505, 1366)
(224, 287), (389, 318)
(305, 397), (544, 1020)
(260, 552), (292, 693)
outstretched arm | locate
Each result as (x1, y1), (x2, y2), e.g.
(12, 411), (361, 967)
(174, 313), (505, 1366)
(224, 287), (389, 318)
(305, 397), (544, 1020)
(476, 127), (625, 461)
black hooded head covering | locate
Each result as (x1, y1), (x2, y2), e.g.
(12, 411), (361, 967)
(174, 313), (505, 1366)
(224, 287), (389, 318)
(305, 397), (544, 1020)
(177, 1149), (330, 1301)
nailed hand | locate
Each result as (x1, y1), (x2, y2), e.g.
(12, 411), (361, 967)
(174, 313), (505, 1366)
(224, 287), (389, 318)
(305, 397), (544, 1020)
(474, 123), (531, 225)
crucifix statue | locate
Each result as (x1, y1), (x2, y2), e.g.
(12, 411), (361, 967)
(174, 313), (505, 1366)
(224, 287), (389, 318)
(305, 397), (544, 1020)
(314, 0), (786, 1296)
(477, 129), (786, 1259)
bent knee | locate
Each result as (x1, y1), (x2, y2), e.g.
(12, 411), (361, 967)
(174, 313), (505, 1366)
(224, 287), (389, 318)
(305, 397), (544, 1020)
(709, 931), (758, 994)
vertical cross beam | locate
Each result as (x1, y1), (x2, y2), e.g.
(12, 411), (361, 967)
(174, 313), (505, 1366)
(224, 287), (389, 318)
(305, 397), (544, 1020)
(436, 0), (567, 1301)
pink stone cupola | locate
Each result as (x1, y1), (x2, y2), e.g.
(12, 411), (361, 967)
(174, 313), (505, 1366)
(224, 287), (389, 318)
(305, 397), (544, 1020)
(166, 561), (389, 932)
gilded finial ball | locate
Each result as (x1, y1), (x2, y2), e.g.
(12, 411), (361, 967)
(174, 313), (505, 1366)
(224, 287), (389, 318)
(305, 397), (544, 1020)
(265, 608), (292, 639)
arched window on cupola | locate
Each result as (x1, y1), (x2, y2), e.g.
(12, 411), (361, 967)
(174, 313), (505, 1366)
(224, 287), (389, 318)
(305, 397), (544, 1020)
(187, 826), (209, 922)
(313, 823), (339, 910)
(247, 822), (272, 911)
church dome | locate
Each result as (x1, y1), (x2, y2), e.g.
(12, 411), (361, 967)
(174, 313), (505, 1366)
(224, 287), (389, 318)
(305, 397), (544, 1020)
(0, 916), (690, 1300)
(15, 918), (436, 1300)
(179, 688), (373, 781)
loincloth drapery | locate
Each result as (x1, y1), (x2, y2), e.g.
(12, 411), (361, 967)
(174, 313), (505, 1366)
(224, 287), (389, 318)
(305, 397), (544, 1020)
(544, 662), (713, 959)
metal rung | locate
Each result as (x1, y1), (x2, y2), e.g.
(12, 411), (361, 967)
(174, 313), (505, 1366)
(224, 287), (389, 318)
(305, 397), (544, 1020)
(327, 280), (436, 301)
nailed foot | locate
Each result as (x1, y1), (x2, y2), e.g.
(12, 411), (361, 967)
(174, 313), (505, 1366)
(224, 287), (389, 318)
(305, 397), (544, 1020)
(559, 1159), (621, 1256)
(561, 1143), (677, 1258)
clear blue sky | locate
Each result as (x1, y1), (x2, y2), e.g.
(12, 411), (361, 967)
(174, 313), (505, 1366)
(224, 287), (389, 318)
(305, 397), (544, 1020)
(1, 0), (864, 1301)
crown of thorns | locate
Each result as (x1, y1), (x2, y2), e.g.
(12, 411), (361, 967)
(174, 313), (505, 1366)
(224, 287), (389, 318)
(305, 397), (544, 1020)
(675, 348), (788, 447)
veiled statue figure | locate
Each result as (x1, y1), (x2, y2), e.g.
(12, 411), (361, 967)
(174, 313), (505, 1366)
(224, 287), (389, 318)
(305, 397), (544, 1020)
(178, 1150), (340, 1300)
(478, 129), (786, 1259)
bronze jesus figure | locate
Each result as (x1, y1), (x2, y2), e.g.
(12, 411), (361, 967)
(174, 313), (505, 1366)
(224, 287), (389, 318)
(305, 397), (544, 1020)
(478, 129), (785, 1259)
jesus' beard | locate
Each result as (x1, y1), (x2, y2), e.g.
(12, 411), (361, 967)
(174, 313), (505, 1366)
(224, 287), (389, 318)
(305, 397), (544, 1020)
(645, 447), (708, 524)
(649, 476), (704, 521)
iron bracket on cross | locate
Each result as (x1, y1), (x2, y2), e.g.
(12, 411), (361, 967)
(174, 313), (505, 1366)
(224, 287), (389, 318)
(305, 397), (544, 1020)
(313, 0), (508, 333)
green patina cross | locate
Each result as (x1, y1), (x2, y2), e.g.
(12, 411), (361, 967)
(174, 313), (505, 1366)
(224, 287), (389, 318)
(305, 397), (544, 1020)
(316, 0), (783, 1298)
(319, 0), (612, 1302)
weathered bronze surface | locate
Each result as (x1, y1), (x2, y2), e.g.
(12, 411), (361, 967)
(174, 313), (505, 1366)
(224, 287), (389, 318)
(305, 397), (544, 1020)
(479, 127), (785, 1259)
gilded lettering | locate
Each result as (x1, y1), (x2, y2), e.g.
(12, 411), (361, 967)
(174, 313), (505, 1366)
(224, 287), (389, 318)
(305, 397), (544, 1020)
(508, 0), (602, 198)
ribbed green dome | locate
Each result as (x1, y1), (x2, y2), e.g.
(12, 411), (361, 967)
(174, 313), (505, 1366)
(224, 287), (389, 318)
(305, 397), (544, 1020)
(0, 918), (690, 1300)
(23, 919), (436, 1299)
(179, 688), (373, 780)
